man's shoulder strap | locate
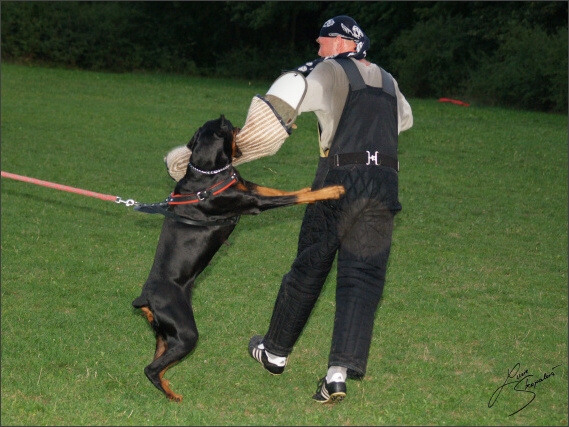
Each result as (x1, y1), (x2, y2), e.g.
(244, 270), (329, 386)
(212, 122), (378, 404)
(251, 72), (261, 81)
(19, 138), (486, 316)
(333, 58), (366, 91)
(380, 67), (396, 97)
(334, 58), (396, 97)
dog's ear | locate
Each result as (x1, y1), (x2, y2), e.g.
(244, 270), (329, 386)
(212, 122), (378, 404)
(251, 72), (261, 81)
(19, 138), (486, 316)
(187, 130), (199, 150)
(218, 115), (226, 133)
(219, 114), (233, 133)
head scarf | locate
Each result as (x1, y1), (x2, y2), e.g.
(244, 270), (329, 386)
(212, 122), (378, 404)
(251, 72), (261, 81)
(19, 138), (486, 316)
(292, 15), (370, 76)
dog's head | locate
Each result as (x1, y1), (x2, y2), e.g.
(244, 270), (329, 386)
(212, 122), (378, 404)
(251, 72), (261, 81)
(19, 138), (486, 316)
(186, 115), (242, 170)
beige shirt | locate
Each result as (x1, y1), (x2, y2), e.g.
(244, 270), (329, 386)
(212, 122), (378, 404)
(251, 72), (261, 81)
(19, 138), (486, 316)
(298, 58), (413, 156)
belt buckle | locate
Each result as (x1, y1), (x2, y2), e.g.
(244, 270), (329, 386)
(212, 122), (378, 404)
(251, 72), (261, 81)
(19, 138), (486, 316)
(366, 151), (381, 166)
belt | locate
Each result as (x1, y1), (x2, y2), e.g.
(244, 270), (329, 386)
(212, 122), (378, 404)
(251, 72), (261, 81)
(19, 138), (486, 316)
(167, 172), (238, 205)
(329, 151), (399, 172)
(134, 202), (240, 227)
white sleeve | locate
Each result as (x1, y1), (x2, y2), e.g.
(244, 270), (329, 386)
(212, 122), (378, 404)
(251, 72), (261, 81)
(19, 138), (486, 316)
(395, 80), (413, 134)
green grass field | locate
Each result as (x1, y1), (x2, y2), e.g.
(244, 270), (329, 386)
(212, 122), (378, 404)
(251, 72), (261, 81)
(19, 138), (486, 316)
(1, 63), (567, 426)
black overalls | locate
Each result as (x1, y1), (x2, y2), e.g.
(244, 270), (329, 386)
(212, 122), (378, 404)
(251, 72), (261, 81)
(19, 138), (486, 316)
(263, 58), (401, 378)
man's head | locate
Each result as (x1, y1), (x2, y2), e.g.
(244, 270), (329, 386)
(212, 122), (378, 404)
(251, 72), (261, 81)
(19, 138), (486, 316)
(316, 36), (356, 58)
(316, 15), (369, 59)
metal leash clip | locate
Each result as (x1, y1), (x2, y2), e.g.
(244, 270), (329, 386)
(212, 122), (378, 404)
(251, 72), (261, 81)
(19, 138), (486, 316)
(115, 196), (138, 207)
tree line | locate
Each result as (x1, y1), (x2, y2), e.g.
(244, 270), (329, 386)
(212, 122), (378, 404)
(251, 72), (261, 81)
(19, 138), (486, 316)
(2, 1), (567, 113)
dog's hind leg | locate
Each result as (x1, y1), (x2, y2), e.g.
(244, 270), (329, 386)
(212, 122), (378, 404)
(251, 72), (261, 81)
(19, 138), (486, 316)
(140, 306), (169, 362)
(140, 306), (169, 365)
(139, 306), (185, 401)
(157, 361), (183, 402)
(144, 329), (199, 402)
(146, 334), (184, 401)
(153, 335), (168, 361)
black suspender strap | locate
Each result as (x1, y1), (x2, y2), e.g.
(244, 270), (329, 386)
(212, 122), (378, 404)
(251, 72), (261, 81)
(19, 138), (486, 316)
(334, 58), (366, 91)
(334, 58), (396, 97)
(380, 68), (396, 97)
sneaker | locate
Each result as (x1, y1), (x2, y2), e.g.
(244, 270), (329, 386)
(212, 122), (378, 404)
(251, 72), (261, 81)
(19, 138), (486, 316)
(248, 335), (286, 375)
(312, 376), (347, 404)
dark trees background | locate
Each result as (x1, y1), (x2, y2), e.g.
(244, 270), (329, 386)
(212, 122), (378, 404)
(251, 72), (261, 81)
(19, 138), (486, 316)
(1, 1), (567, 113)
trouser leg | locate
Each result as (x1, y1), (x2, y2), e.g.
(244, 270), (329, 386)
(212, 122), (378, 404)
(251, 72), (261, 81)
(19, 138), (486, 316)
(328, 207), (395, 377)
(263, 201), (340, 356)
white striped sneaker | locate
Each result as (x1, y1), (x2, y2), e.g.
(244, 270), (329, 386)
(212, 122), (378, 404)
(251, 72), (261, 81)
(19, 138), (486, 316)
(248, 335), (286, 375)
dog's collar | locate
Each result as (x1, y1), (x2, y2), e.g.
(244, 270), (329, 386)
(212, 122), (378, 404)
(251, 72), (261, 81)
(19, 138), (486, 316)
(188, 162), (232, 175)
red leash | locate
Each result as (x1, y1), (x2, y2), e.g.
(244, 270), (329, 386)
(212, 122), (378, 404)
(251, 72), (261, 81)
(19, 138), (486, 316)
(1, 171), (239, 227)
(1, 171), (137, 206)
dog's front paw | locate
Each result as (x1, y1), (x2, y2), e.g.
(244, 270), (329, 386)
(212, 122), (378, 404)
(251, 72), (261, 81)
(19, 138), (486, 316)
(327, 185), (346, 199)
(308, 184), (346, 202)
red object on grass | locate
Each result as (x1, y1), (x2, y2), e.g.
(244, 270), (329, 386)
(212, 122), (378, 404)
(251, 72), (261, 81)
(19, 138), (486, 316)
(438, 98), (470, 107)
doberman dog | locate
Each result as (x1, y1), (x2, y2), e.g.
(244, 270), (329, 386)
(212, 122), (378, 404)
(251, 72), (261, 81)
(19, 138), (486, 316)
(132, 115), (345, 401)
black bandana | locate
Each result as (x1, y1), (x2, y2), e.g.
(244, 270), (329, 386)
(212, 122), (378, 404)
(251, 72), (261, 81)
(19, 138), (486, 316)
(291, 15), (370, 76)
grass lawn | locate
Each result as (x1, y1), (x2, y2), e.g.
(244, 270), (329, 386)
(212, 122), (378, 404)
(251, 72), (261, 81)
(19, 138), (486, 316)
(1, 63), (567, 426)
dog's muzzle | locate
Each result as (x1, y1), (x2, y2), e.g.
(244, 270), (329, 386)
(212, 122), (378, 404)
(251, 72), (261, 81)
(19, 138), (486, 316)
(165, 72), (307, 182)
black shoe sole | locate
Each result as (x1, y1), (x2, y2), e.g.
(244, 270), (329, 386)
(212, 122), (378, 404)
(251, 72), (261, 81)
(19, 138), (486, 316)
(312, 391), (346, 404)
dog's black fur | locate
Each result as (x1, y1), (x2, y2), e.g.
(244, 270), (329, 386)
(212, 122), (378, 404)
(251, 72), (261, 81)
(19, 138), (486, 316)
(132, 115), (345, 401)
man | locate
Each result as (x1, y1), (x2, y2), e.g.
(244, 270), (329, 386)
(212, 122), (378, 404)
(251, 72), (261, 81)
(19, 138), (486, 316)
(249, 15), (413, 404)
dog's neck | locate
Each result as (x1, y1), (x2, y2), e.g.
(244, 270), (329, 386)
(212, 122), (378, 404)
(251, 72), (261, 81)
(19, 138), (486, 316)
(188, 162), (232, 175)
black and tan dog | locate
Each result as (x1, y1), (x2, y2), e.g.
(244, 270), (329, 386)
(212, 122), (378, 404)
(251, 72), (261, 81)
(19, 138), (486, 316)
(132, 115), (345, 401)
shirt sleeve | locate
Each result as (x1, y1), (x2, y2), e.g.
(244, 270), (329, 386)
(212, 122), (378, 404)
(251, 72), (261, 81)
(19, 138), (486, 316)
(298, 64), (334, 114)
(296, 61), (347, 154)
(394, 79), (413, 134)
